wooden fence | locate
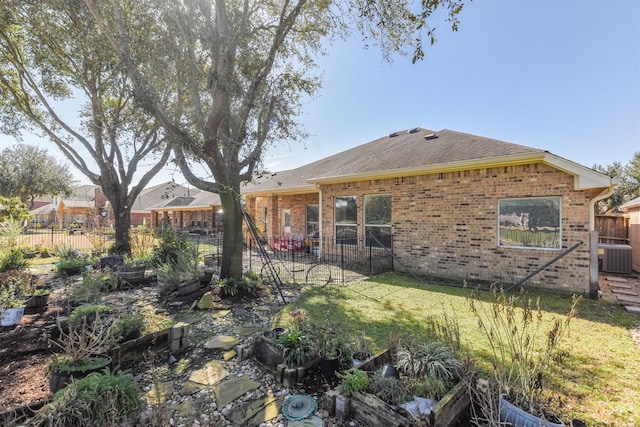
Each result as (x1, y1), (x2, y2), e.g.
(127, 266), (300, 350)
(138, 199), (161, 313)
(595, 215), (629, 244)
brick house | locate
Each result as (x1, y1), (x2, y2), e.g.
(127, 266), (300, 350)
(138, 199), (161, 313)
(129, 182), (194, 226)
(149, 190), (223, 233)
(242, 128), (616, 295)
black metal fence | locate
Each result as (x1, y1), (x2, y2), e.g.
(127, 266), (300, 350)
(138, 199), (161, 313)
(14, 227), (393, 286)
(242, 236), (393, 286)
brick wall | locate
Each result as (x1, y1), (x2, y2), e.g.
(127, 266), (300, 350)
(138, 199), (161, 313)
(252, 193), (319, 237)
(320, 163), (592, 294)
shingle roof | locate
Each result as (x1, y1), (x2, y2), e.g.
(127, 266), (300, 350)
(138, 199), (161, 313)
(131, 182), (198, 213)
(242, 127), (613, 194)
(243, 128), (542, 194)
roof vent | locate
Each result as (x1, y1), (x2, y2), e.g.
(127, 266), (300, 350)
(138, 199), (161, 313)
(389, 132), (398, 138)
(408, 127), (420, 134)
(424, 133), (438, 140)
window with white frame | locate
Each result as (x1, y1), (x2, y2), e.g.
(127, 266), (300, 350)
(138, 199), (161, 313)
(498, 197), (561, 249)
(364, 194), (391, 248)
(306, 204), (319, 236)
(334, 196), (357, 245)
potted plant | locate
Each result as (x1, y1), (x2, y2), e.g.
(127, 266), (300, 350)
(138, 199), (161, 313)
(351, 332), (372, 368)
(337, 369), (370, 397)
(156, 247), (201, 295)
(48, 310), (115, 393)
(200, 266), (215, 286)
(116, 257), (147, 284)
(25, 287), (51, 313)
(311, 320), (345, 379)
(0, 270), (32, 326)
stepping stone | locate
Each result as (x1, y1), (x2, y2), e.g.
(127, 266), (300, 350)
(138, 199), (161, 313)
(609, 283), (633, 289)
(196, 292), (217, 309)
(171, 400), (197, 418)
(145, 380), (174, 404)
(616, 295), (640, 304)
(204, 335), (239, 350)
(232, 324), (263, 336)
(211, 309), (231, 319)
(214, 376), (261, 409)
(624, 306), (640, 313)
(611, 288), (638, 296)
(181, 360), (229, 395)
(227, 395), (280, 426)
(607, 276), (629, 283)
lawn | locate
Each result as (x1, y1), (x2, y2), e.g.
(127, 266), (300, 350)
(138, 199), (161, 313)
(274, 272), (640, 426)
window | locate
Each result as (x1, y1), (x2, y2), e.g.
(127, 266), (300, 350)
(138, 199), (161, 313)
(334, 196), (358, 245)
(364, 194), (391, 248)
(306, 204), (319, 236)
(498, 197), (561, 249)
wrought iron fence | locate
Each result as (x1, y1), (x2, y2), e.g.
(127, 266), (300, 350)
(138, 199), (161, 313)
(242, 235), (392, 286)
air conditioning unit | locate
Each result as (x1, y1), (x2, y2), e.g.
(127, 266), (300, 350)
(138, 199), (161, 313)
(599, 244), (633, 274)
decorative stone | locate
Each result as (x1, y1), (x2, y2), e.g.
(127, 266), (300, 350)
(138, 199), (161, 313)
(227, 395), (280, 426)
(196, 292), (216, 309)
(223, 350), (237, 361)
(211, 309), (231, 319)
(213, 376), (261, 409)
(204, 335), (239, 350)
(181, 361), (229, 395)
(144, 381), (174, 404)
(288, 416), (325, 427)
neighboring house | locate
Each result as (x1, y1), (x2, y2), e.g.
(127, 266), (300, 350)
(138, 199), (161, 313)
(242, 127), (616, 295)
(620, 197), (640, 272)
(53, 185), (107, 229)
(130, 182), (196, 226)
(149, 190), (223, 234)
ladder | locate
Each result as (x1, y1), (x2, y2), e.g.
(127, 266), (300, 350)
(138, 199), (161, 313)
(242, 209), (287, 304)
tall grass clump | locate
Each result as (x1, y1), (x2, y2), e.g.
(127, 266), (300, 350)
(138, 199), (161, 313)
(467, 285), (581, 420)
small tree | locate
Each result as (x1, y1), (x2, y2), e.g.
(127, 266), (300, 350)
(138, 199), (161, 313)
(0, 144), (74, 208)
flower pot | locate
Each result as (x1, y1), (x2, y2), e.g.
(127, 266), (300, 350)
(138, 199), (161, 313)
(178, 280), (201, 296)
(200, 272), (214, 285)
(116, 265), (146, 284)
(380, 363), (399, 379)
(1, 306), (25, 326)
(24, 294), (49, 314)
(499, 395), (565, 427)
(319, 348), (342, 379)
(351, 351), (371, 368)
(49, 354), (112, 394)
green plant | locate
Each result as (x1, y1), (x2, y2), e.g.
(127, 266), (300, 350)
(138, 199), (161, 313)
(107, 311), (145, 345)
(0, 248), (30, 272)
(218, 277), (240, 297)
(52, 243), (83, 260)
(467, 286), (582, 413)
(68, 304), (110, 328)
(309, 320), (345, 359)
(130, 226), (157, 260)
(0, 270), (33, 308)
(275, 328), (315, 368)
(56, 257), (87, 276)
(74, 269), (117, 302)
(156, 246), (200, 291)
(0, 217), (27, 249)
(411, 375), (451, 401)
(396, 340), (462, 382)
(369, 372), (407, 405)
(32, 369), (142, 426)
(150, 228), (193, 267)
(338, 369), (370, 397)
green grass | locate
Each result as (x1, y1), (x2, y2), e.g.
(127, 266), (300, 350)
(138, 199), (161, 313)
(274, 272), (640, 425)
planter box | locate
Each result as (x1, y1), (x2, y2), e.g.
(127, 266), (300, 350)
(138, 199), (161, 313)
(320, 349), (470, 427)
(1, 306), (25, 326)
(108, 322), (190, 366)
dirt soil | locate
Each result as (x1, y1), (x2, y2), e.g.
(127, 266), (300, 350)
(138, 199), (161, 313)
(0, 302), (63, 410)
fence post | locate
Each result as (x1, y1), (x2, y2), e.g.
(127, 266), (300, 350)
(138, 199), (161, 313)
(50, 226), (54, 246)
(249, 238), (253, 272)
(340, 239), (345, 285)
(369, 234), (372, 275)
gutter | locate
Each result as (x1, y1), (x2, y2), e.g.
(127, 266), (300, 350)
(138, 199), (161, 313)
(589, 178), (619, 231)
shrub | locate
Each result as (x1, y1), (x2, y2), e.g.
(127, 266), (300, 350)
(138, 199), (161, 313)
(396, 340), (462, 382)
(275, 328), (315, 368)
(369, 372), (407, 405)
(0, 270), (34, 308)
(467, 286), (581, 413)
(0, 248), (29, 272)
(107, 311), (145, 345)
(150, 228), (193, 267)
(33, 369), (141, 426)
(338, 369), (370, 397)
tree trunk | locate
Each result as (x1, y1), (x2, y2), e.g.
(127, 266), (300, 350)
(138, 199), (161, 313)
(219, 188), (244, 280)
(112, 208), (132, 255)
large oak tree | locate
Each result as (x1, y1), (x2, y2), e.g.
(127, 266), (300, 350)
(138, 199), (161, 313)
(0, 143), (74, 208)
(0, 0), (172, 254)
(84, 0), (465, 279)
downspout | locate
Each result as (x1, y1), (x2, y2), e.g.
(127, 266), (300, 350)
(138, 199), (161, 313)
(588, 178), (618, 298)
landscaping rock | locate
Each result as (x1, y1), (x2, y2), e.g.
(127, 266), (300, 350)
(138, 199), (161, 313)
(204, 335), (239, 350)
(214, 376), (261, 409)
(181, 360), (229, 395)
